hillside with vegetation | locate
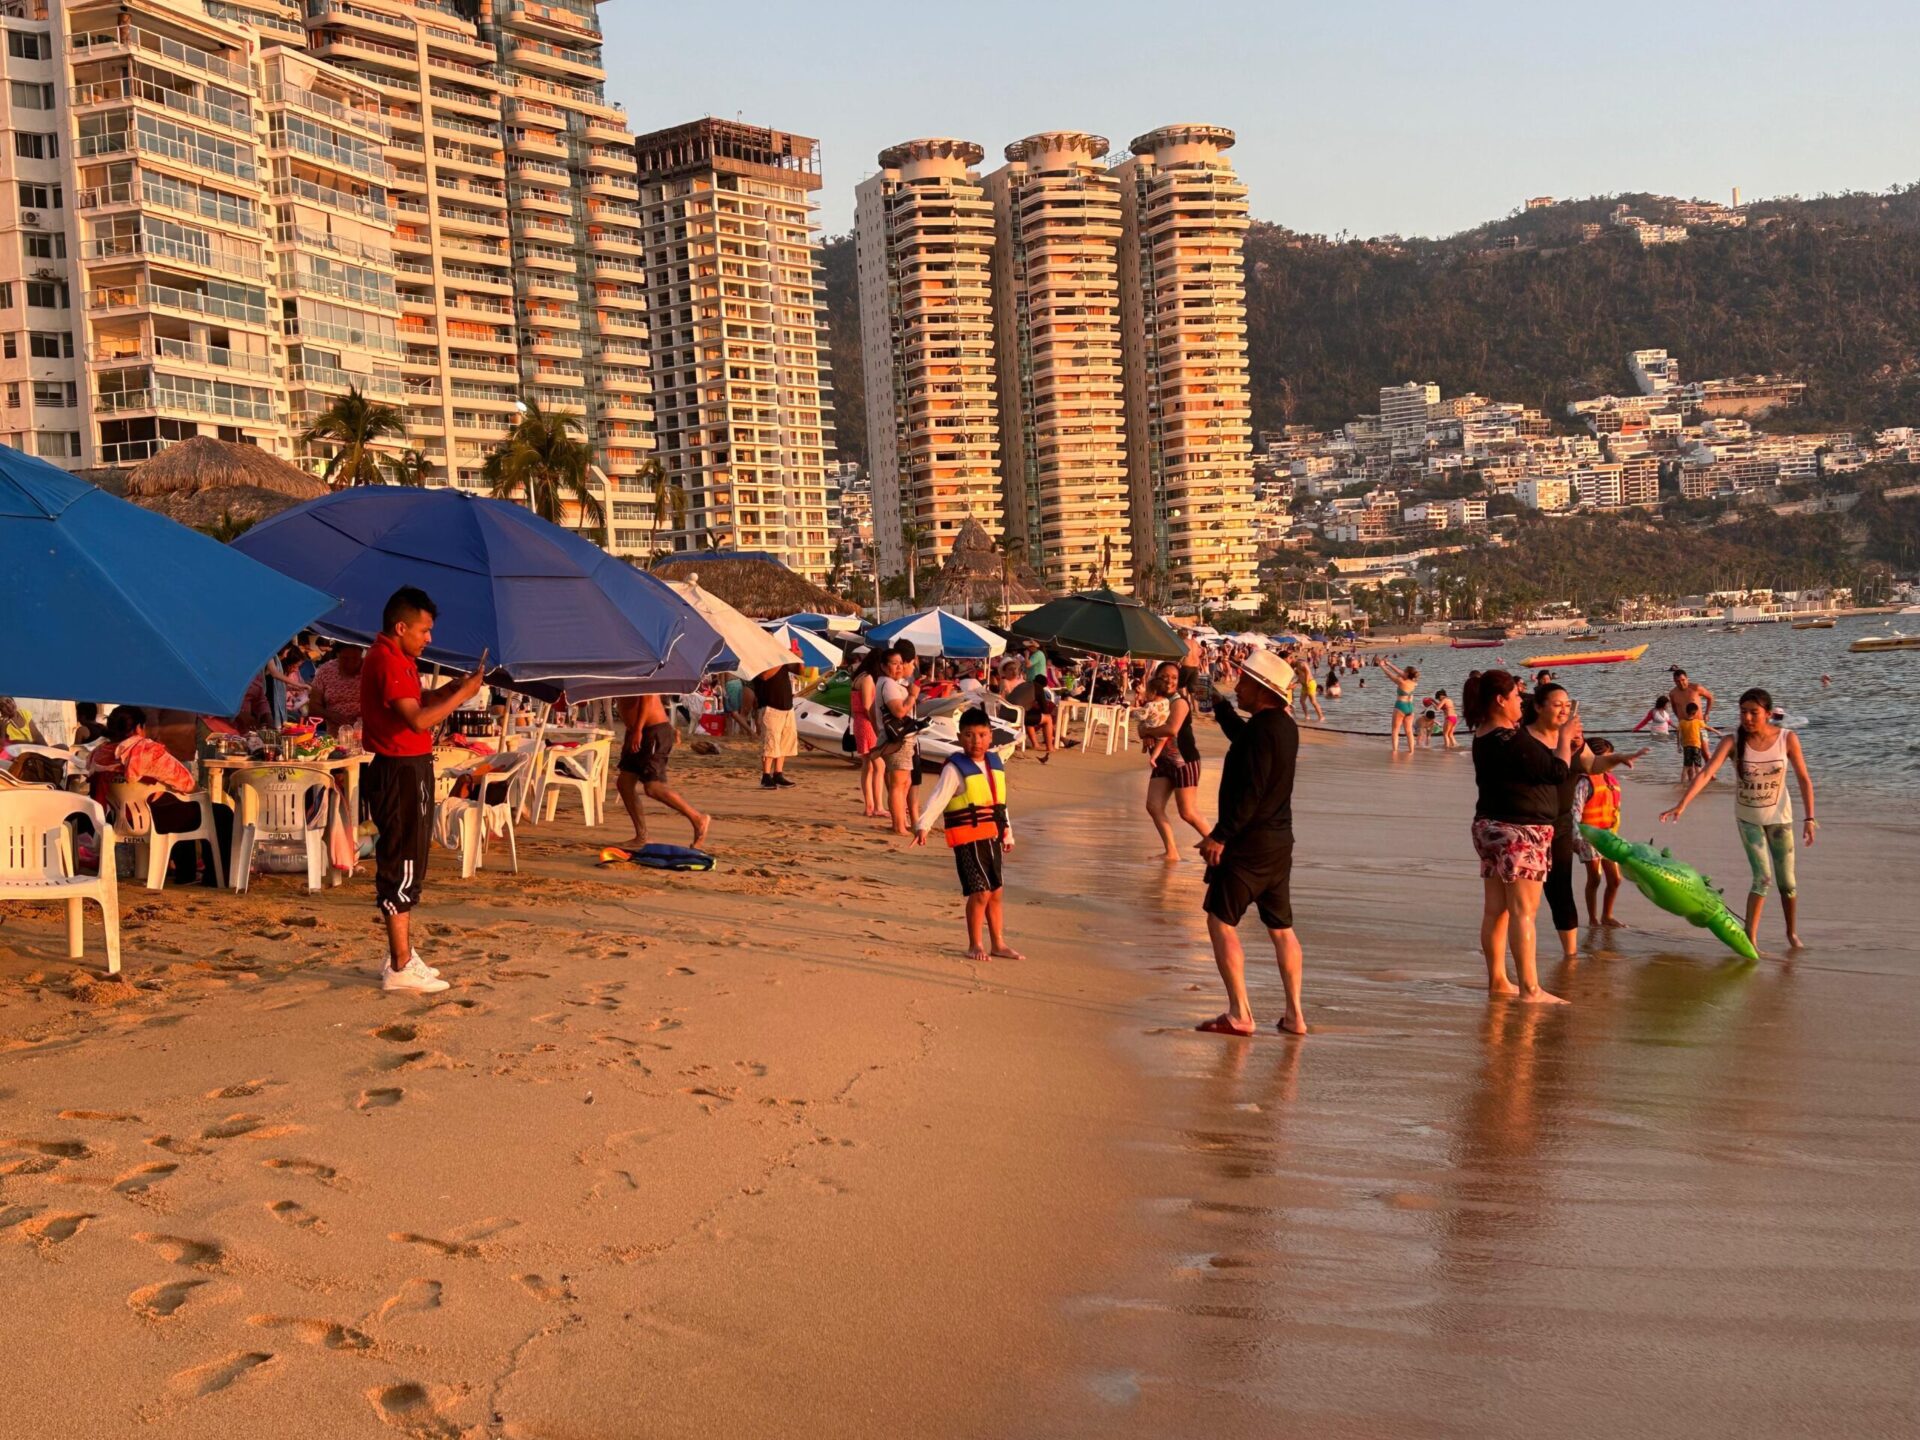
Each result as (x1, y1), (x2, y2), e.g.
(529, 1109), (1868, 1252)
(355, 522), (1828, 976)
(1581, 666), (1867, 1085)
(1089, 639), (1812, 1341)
(823, 184), (1920, 464)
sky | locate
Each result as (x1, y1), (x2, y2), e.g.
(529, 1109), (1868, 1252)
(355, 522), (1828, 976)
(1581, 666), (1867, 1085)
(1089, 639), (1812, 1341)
(600, 0), (1920, 240)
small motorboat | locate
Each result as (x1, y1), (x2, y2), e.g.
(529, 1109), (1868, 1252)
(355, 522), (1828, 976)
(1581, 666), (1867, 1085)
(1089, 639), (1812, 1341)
(1849, 634), (1920, 653)
(1522, 643), (1649, 668)
(1449, 638), (1503, 649)
(1791, 618), (1836, 630)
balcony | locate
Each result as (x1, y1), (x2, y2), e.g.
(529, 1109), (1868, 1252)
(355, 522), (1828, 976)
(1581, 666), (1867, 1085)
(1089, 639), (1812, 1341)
(68, 22), (252, 87)
(83, 233), (267, 283)
(89, 281), (269, 327)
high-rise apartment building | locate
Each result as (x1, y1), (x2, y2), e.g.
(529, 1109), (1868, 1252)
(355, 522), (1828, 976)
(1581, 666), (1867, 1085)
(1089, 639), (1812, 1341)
(1114, 124), (1257, 606)
(984, 132), (1129, 593)
(1380, 381), (1438, 445)
(0, 0), (649, 542)
(633, 118), (834, 579)
(854, 137), (1001, 583)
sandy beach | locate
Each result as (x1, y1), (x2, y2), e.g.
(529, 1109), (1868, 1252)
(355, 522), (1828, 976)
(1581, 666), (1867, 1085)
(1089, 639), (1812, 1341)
(2, 723), (1914, 1438)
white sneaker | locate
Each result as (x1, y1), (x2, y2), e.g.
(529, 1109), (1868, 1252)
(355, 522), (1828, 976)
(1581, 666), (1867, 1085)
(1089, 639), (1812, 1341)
(383, 956), (449, 994)
(410, 948), (441, 979)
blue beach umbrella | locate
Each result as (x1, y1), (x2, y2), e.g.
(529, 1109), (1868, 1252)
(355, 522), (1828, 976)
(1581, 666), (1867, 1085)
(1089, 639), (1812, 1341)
(865, 607), (1006, 660)
(0, 446), (334, 713)
(234, 487), (724, 698)
(779, 611), (860, 635)
(763, 622), (843, 670)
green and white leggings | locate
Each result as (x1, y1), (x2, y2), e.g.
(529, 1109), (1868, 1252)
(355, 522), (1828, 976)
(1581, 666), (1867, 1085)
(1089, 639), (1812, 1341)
(1738, 821), (1797, 898)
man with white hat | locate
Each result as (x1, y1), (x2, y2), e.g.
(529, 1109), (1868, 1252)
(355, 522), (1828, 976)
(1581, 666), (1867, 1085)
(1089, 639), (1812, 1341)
(1194, 648), (1308, 1037)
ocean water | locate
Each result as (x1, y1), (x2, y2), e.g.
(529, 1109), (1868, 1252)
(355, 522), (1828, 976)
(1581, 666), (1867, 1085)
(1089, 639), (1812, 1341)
(1315, 613), (1919, 797)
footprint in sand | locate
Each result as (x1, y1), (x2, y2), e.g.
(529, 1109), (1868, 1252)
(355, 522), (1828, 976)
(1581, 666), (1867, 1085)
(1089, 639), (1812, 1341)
(372, 1022), (417, 1044)
(367, 1382), (462, 1438)
(129, 1278), (207, 1319)
(204, 1080), (271, 1100)
(202, 1114), (281, 1141)
(388, 1217), (519, 1260)
(267, 1200), (323, 1232)
(113, 1162), (179, 1195)
(376, 1278), (441, 1321)
(261, 1157), (341, 1188)
(0, 1204), (42, 1234)
(4, 1138), (91, 1159)
(166, 1351), (273, 1400)
(22, 1212), (94, 1247)
(514, 1273), (566, 1303)
(57, 1109), (141, 1123)
(148, 1134), (213, 1157)
(135, 1232), (226, 1270)
(356, 1089), (403, 1112)
(248, 1315), (371, 1351)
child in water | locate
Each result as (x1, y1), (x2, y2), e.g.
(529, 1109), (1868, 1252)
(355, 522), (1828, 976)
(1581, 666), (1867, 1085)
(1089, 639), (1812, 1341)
(912, 708), (1022, 962)
(1678, 702), (1714, 784)
(1432, 689), (1459, 748)
(1415, 708), (1437, 747)
(1575, 737), (1626, 927)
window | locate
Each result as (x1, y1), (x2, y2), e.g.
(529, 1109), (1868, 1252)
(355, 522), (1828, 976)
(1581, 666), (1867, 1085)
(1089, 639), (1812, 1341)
(24, 281), (67, 310)
(1, 335), (12, 359)
(0, 284), (12, 309)
(33, 431), (79, 460)
(29, 332), (70, 359)
(23, 233), (64, 260)
(12, 133), (56, 161)
(16, 182), (60, 210)
(33, 381), (75, 409)
(10, 81), (53, 110)
(5, 385), (16, 409)
(6, 31), (50, 61)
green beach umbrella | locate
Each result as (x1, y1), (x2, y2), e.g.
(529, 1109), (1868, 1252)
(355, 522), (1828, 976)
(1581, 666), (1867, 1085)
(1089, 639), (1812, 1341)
(1008, 588), (1186, 660)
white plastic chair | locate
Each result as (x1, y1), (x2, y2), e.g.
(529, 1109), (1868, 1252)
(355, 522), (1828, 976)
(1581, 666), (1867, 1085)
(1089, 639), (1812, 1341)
(538, 744), (604, 826)
(0, 791), (120, 974)
(107, 782), (226, 892)
(433, 750), (532, 878)
(225, 766), (331, 895)
(1082, 703), (1131, 756)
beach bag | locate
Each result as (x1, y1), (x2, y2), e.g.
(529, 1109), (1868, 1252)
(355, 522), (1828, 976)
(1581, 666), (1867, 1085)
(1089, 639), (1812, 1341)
(596, 843), (715, 872)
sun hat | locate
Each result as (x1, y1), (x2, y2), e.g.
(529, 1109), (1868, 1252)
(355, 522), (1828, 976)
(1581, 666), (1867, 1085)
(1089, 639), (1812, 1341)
(1238, 649), (1296, 700)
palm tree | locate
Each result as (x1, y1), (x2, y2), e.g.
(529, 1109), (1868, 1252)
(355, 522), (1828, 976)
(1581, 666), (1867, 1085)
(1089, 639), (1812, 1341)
(483, 400), (605, 541)
(302, 385), (405, 489)
(900, 522), (931, 603)
(385, 447), (433, 488)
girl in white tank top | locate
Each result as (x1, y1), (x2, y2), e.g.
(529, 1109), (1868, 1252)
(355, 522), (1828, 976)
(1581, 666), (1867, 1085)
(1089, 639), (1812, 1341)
(1736, 726), (1794, 826)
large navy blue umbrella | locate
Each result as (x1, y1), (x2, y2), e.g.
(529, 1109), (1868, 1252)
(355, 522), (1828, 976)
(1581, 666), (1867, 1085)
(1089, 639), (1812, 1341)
(234, 487), (725, 698)
(0, 445), (334, 714)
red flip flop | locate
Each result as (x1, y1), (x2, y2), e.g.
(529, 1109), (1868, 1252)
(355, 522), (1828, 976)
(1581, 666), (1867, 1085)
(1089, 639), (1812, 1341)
(1195, 1014), (1255, 1037)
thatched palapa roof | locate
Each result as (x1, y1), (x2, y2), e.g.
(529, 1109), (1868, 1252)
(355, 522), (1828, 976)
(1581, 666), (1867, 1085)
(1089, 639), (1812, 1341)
(925, 519), (1048, 617)
(121, 436), (328, 531)
(650, 550), (862, 621)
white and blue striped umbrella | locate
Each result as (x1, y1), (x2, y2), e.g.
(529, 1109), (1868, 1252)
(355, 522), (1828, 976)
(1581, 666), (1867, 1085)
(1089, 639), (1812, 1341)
(779, 611), (862, 634)
(762, 622), (843, 670)
(866, 607), (1006, 660)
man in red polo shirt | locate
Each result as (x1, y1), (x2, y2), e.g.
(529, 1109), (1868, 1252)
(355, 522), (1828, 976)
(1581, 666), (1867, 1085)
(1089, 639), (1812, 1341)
(361, 586), (486, 994)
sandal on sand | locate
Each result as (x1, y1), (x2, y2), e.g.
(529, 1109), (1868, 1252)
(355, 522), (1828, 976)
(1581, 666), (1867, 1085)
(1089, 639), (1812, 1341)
(1195, 1014), (1254, 1037)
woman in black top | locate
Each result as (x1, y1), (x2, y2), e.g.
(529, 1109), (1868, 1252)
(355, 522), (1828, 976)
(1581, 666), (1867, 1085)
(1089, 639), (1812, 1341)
(1466, 670), (1574, 1004)
(1137, 661), (1208, 862)
(1524, 684), (1647, 962)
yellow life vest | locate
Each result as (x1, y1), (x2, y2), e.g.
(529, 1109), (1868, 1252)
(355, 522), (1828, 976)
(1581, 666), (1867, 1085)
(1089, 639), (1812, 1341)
(942, 754), (1008, 847)
(1581, 772), (1621, 831)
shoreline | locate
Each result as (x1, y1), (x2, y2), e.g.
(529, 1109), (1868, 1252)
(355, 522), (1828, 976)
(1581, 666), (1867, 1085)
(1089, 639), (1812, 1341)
(2, 726), (1911, 1435)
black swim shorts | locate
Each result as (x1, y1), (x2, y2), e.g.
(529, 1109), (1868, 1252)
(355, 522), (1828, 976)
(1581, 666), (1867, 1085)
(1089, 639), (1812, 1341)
(619, 722), (676, 785)
(1203, 836), (1294, 930)
(953, 838), (1004, 896)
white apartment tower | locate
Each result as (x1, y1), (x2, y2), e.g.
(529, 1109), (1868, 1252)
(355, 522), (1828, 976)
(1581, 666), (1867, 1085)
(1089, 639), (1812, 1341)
(983, 132), (1130, 593)
(855, 137), (1002, 582)
(633, 118), (834, 579)
(0, 0), (649, 542)
(1114, 124), (1257, 607)
(1380, 381), (1438, 445)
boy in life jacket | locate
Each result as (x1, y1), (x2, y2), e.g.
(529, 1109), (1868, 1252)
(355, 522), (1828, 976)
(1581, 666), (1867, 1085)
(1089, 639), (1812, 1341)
(1575, 736), (1626, 927)
(911, 707), (1022, 962)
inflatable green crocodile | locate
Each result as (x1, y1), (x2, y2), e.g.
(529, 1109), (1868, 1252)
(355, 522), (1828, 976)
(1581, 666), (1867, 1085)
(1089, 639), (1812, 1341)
(1580, 826), (1760, 960)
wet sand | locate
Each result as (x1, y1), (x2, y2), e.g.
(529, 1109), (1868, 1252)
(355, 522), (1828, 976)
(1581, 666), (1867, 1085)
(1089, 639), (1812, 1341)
(1, 727), (1913, 1436)
(1037, 729), (1918, 1439)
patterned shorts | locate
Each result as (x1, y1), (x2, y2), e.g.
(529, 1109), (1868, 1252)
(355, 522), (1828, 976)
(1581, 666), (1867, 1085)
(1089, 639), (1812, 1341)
(1471, 817), (1553, 884)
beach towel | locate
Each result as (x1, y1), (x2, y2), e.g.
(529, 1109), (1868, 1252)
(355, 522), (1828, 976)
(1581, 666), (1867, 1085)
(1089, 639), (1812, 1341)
(596, 843), (715, 872)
